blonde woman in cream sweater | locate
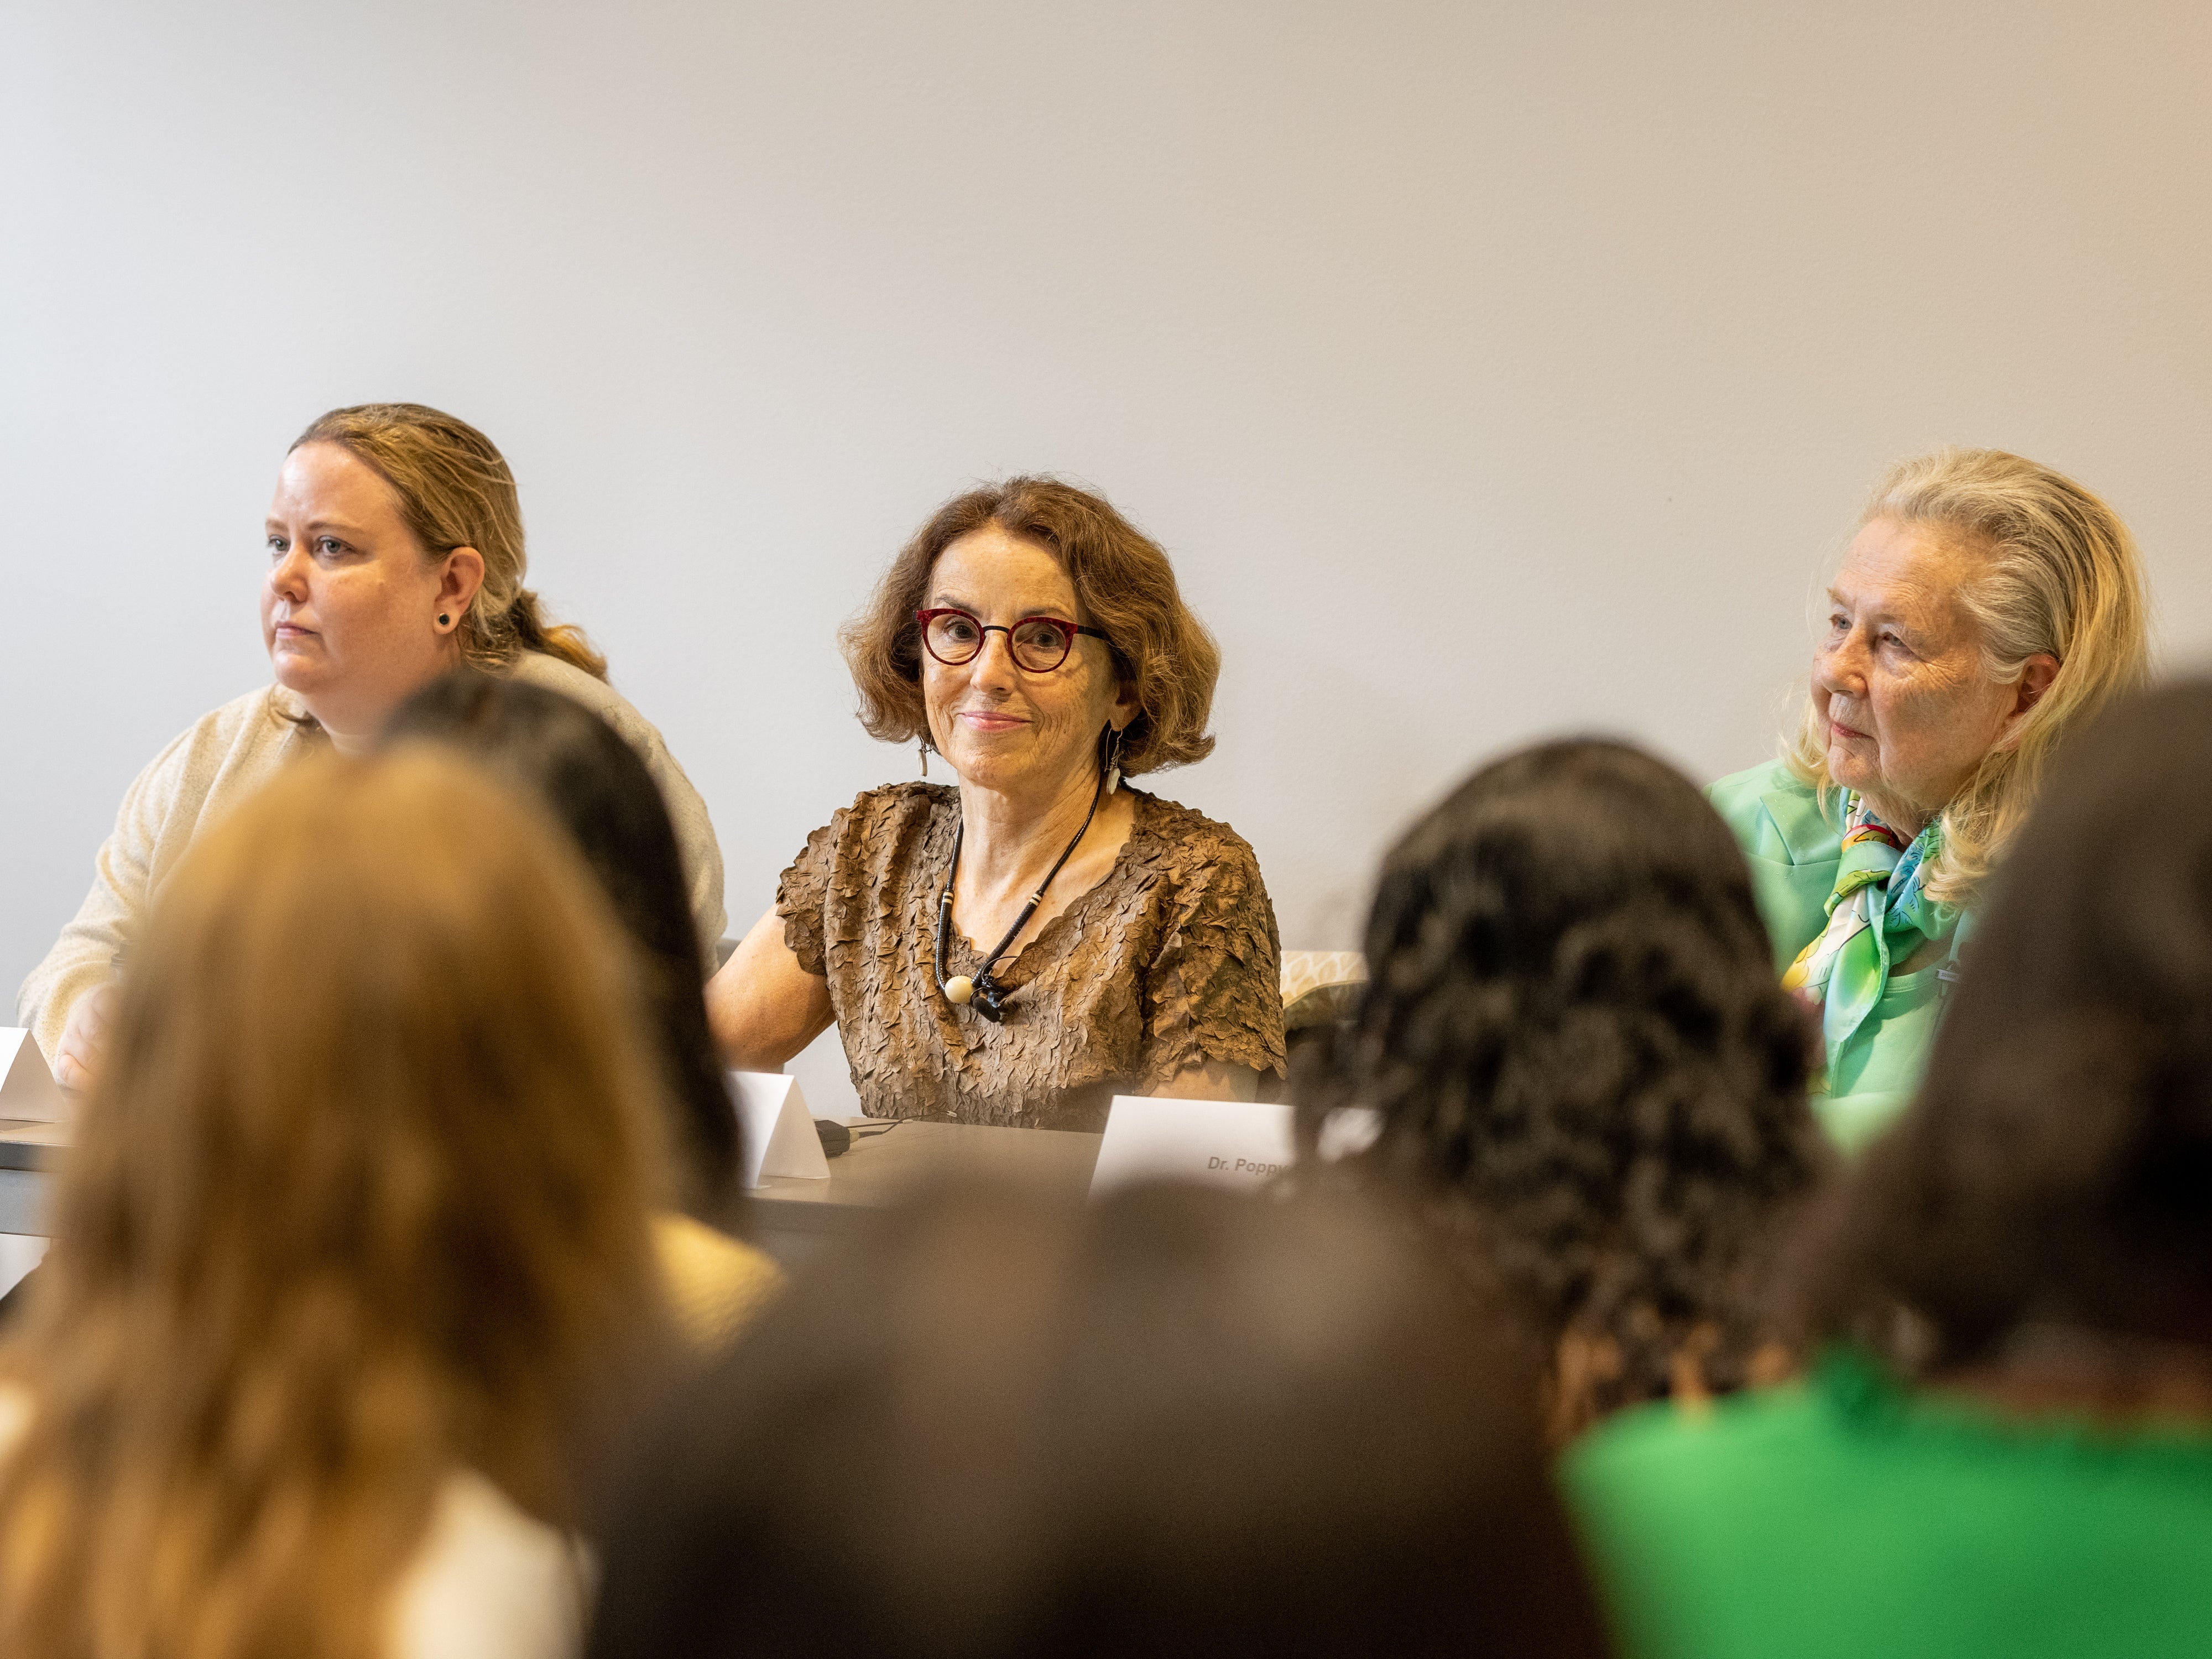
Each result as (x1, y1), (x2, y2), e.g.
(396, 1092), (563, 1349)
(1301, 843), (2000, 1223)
(18, 403), (724, 1089)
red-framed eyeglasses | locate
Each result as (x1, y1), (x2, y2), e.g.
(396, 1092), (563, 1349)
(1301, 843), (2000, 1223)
(914, 608), (1112, 674)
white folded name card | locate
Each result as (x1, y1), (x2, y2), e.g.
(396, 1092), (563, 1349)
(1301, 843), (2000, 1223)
(728, 1072), (831, 1188)
(0, 1030), (68, 1125)
(1088, 1095), (1381, 1197)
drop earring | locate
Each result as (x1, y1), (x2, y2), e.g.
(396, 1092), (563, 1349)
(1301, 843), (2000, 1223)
(1104, 726), (1125, 794)
(919, 738), (930, 779)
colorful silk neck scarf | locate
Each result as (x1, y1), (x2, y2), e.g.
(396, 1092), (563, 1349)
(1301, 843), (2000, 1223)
(1781, 794), (1957, 1094)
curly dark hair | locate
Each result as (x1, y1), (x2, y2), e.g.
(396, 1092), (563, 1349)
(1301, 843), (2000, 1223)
(1311, 739), (1828, 1426)
(1800, 680), (2212, 1373)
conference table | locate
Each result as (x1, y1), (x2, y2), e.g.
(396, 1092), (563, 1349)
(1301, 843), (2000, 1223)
(0, 1113), (1105, 1269)
(740, 1118), (1104, 1260)
(0, 1120), (64, 1239)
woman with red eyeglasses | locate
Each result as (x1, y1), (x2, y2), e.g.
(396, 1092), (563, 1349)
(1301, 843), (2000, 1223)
(706, 478), (1284, 1130)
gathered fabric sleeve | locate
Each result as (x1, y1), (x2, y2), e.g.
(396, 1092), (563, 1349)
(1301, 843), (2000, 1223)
(773, 811), (849, 979)
(1135, 828), (1288, 1092)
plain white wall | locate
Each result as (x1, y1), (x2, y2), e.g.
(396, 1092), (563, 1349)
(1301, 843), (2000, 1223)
(7, 2), (2211, 1112)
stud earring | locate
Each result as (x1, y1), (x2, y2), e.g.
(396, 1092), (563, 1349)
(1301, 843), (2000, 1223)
(437, 613), (451, 628)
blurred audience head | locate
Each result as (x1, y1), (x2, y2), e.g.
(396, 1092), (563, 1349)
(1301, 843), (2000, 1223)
(1805, 680), (2212, 1375)
(388, 670), (740, 1206)
(589, 1182), (1614, 1659)
(0, 750), (666, 1658)
(1317, 738), (1828, 1433)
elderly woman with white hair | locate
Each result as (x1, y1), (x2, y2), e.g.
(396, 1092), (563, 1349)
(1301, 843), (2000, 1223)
(1713, 448), (2150, 1149)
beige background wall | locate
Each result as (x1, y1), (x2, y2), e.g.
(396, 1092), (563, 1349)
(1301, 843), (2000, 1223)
(6, 1), (2210, 1114)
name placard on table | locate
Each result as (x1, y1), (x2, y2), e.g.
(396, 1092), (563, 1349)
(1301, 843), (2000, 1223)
(1089, 1096), (1379, 1197)
(0, 1030), (67, 1125)
(727, 1071), (832, 1187)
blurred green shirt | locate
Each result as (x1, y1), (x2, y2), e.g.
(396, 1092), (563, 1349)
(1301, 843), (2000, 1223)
(1707, 759), (1944, 1148)
(1566, 1352), (2212, 1659)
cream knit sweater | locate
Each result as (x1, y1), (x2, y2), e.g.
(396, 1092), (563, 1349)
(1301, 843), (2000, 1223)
(16, 653), (727, 1070)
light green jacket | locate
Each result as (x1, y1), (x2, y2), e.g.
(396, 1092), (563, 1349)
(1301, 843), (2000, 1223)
(1707, 759), (1947, 1150)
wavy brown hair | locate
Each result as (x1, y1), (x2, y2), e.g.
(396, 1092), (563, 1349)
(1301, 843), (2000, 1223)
(841, 477), (1220, 774)
(295, 403), (609, 680)
(0, 751), (667, 1659)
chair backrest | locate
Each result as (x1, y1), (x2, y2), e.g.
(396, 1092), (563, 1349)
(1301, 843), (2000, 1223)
(1280, 950), (1367, 1031)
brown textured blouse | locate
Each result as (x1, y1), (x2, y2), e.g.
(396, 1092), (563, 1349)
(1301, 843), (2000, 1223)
(776, 782), (1286, 1131)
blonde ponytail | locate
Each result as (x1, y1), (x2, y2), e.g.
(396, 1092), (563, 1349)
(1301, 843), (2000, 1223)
(507, 586), (609, 680)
